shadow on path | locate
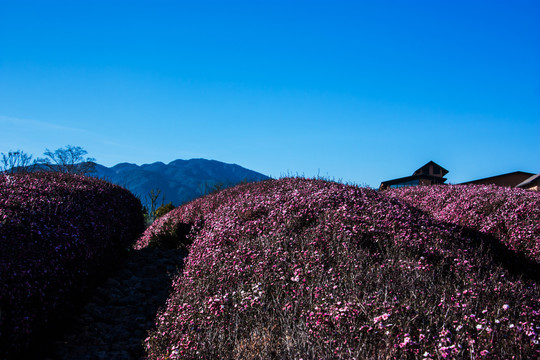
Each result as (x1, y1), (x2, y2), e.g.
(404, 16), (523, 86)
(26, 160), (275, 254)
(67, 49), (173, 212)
(39, 247), (187, 360)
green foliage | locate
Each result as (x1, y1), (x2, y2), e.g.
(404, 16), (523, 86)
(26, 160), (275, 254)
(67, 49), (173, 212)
(155, 202), (175, 219)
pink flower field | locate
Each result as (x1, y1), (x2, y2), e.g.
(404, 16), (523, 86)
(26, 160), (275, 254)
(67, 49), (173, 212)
(138, 178), (540, 359)
(388, 184), (540, 264)
(0, 172), (144, 358)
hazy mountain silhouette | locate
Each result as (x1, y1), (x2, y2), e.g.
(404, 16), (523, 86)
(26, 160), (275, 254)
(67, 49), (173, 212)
(93, 159), (270, 207)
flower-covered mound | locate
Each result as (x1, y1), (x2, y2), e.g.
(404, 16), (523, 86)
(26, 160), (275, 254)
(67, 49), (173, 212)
(388, 184), (540, 264)
(139, 178), (539, 359)
(0, 172), (144, 358)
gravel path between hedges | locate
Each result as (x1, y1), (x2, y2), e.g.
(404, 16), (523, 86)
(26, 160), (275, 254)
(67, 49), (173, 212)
(40, 247), (187, 360)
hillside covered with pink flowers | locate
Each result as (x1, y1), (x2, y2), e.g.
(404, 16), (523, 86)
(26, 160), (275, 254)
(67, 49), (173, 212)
(388, 184), (540, 264)
(138, 178), (540, 359)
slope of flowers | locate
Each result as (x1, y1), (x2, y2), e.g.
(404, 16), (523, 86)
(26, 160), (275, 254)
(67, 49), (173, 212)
(387, 184), (540, 264)
(140, 178), (539, 359)
(0, 172), (145, 358)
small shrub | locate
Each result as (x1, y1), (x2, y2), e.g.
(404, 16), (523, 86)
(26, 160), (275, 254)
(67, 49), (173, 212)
(155, 202), (175, 219)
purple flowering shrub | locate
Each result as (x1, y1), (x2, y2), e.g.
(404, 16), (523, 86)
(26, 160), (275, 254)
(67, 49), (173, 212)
(135, 184), (248, 251)
(387, 184), (540, 264)
(139, 178), (539, 359)
(0, 172), (144, 357)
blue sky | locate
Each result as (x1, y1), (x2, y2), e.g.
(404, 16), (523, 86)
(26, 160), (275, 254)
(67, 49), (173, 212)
(1, 0), (539, 188)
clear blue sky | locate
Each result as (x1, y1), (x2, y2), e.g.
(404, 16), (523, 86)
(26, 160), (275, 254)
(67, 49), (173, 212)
(1, 0), (539, 187)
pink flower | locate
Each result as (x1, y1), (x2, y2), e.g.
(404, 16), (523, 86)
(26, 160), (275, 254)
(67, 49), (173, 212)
(399, 337), (411, 348)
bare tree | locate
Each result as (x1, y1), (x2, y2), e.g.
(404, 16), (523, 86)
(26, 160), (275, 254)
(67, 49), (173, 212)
(145, 188), (164, 224)
(37, 145), (96, 175)
(1, 150), (34, 174)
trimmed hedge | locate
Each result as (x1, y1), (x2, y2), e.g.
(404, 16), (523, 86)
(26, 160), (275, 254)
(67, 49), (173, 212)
(139, 178), (539, 359)
(0, 172), (144, 358)
(387, 184), (540, 264)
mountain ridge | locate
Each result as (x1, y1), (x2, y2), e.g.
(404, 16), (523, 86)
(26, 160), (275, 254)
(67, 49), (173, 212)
(92, 158), (270, 207)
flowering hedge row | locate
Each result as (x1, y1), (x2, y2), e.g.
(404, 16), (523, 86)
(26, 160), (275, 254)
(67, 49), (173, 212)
(0, 172), (144, 358)
(139, 178), (539, 359)
(387, 184), (540, 264)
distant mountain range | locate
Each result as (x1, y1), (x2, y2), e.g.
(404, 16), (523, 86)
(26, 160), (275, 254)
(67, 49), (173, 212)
(91, 159), (270, 208)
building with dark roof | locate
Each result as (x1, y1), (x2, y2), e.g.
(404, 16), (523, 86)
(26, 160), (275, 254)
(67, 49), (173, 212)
(379, 161), (448, 190)
(460, 171), (534, 187)
(516, 173), (540, 191)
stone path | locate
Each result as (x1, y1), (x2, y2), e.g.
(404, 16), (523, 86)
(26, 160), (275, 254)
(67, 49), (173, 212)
(39, 247), (187, 360)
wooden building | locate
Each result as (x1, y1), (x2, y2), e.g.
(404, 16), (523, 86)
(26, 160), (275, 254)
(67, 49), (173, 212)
(460, 171), (534, 187)
(516, 173), (540, 191)
(379, 161), (448, 190)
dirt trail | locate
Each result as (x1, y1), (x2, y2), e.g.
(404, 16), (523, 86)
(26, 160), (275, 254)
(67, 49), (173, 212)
(39, 247), (186, 360)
